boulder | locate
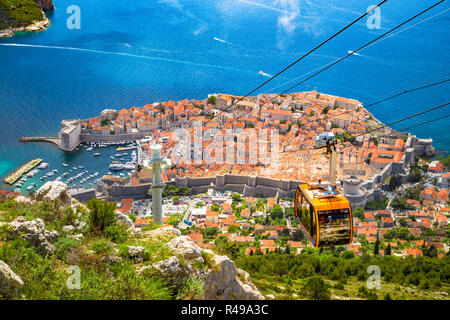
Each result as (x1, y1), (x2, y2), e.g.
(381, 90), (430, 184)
(165, 236), (203, 262)
(62, 225), (75, 235)
(141, 256), (198, 288)
(0, 260), (24, 298)
(73, 219), (87, 232)
(203, 255), (264, 300)
(152, 256), (183, 275)
(115, 211), (134, 230)
(73, 234), (84, 242)
(10, 217), (59, 255)
(36, 181), (70, 204)
(141, 227), (181, 241)
(14, 196), (32, 204)
(128, 246), (147, 263)
(102, 255), (123, 265)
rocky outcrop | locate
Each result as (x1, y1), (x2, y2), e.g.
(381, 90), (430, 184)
(0, 29), (14, 38)
(10, 217), (59, 255)
(14, 195), (32, 204)
(128, 246), (147, 263)
(0, 260), (24, 298)
(62, 219), (86, 235)
(165, 236), (203, 262)
(203, 254), (264, 300)
(0, 16), (51, 39)
(141, 227), (181, 242)
(148, 256), (194, 287)
(115, 211), (134, 230)
(149, 236), (264, 300)
(34, 0), (54, 11)
(36, 181), (70, 204)
(102, 253), (123, 266)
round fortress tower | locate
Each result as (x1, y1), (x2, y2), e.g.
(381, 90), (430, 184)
(343, 175), (362, 196)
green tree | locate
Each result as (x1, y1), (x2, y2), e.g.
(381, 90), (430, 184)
(303, 277), (330, 300)
(270, 205), (284, 220)
(438, 155), (450, 169)
(353, 207), (364, 219)
(232, 193), (242, 202)
(207, 95), (216, 105)
(426, 245), (438, 258)
(285, 245), (291, 255)
(374, 237), (380, 256)
(385, 243), (392, 256)
(228, 224), (240, 234)
(389, 175), (401, 191)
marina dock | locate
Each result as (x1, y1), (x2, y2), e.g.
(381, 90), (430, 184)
(3, 158), (43, 185)
(116, 146), (137, 151)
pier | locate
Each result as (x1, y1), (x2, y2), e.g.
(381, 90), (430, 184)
(19, 136), (79, 152)
(3, 158), (43, 185)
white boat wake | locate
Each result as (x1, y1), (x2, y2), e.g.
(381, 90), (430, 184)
(347, 50), (362, 56)
(259, 70), (271, 78)
(214, 37), (227, 43)
(0, 43), (257, 74)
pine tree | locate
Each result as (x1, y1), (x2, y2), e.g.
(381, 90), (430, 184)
(385, 243), (392, 256)
(374, 237), (380, 256)
(285, 245), (291, 254)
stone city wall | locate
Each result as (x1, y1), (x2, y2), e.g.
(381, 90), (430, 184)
(79, 132), (151, 142)
(68, 188), (96, 202)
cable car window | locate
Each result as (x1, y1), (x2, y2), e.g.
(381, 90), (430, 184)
(299, 193), (315, 239)
(317, 209), (351, 246)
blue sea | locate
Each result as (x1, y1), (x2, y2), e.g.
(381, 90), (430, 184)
(0, 0), (449, 191)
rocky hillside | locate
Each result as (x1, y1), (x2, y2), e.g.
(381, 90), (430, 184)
(0, 0), (53, 38)
(0, 181), (263, 300)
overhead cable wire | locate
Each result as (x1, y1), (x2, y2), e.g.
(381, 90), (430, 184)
(205, 0), (389, 122)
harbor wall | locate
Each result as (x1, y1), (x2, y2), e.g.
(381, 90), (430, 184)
(68, 187), (96, 202)
(79, 132), (151, 142)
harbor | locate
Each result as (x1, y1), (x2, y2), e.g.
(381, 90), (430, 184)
(1, 140), (139, 194)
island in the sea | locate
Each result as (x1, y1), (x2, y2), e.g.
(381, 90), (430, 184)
(0, 0), (54, 38)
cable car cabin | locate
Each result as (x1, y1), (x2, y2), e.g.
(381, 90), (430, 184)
(295, 184), (353, 247)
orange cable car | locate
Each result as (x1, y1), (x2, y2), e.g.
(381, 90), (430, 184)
(294, 183), (353, 247)
(294, 132), (353, 247)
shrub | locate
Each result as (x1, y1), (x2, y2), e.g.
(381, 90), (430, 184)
(91, 239), (112, 255)
(87, 198), (117, 235)
(176, 275), (205, 300)
(302, 276), (330, 300)
(104, 224), (129, 244)
(341, 250), (355, 259)
(128, 213), (137, 223)
(54, 236), (79, 261)
(334, 282), (344, 290)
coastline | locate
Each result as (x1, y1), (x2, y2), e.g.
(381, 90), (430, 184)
(0, 16), (50, 38)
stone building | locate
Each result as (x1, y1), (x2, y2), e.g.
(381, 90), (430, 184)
(59, 119), (81, 151)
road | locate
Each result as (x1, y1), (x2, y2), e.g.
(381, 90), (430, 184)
(177, 198), (194, 229)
